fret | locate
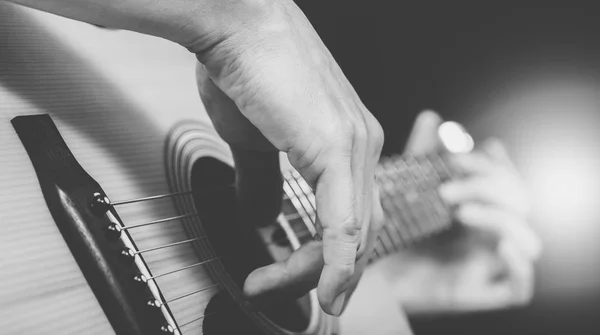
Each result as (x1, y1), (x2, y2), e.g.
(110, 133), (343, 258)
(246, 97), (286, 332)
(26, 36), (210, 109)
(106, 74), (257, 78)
(377, 159), (412, 248)
(375, 153), (455, 255)
(377, 235), (390, 256)
(280, 152), (456, 263)
(378, 193), (407, 253)
(427, 152), (455, 181)
(399, 156), (452, 232)
(404, 155), (443, 234)
(380, 215), (403, 252)
(417, 156), (452, 231)
(384, 158), (424, 240)
(379, 225), (397, 254)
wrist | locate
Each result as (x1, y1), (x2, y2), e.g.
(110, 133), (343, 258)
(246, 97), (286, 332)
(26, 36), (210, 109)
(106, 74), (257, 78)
(185, 0), (281, 57)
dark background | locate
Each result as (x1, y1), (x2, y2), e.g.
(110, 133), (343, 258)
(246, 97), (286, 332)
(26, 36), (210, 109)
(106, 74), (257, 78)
(298, 2), (600, 334)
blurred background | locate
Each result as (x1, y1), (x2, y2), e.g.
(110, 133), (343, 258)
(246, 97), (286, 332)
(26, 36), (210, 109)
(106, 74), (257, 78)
(297, 1), (600, 334)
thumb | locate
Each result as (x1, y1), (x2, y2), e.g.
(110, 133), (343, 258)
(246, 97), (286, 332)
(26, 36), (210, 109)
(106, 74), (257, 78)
(243, 241), (324, 300)
(404, 110), (444, 154)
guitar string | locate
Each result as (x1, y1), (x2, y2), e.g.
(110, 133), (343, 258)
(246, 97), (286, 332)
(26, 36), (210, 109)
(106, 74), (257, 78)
(374, 162), (404, 254)
(385, 156), (440, 252)
(279, 179), (318, 251)
(379, 159), (410, 247)
(415, 156), (450, 232)
(179, 312), (216, 329)
(391, 157), (426, 239)
(113, 155), (452, 260)
(108, 187), (290, 332)
(283, 172), (346, 335)
(400, 156), (436, 239)
(106, 181), (310, 331)
(287, 171), (391, 260)
(111, 185), (236, 206)
(107, 153), (452, 331)
(292, 161), (440, 255)
(284, 171), (389, 260)
(122, 213), (199, 230)
(268, 157), (446, 247)
(287, 164), (411, 255)
(134, 236), (208, 255)
(143, 257), (222, 281)
(283, 177), (317, 234)
(111, 190), (195, 206)
(376, 170), (405, 251)
(165, 284), (220, 304)
(111, 185), (289, 207)
(376, 162), (407, 258)
(285, 173), (318, 235)
(111, 154), (448, 236)
(407, 155), (451, 234)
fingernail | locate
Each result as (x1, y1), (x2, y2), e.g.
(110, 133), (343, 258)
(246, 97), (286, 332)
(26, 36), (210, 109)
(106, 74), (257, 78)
(331, 292), (346, 316)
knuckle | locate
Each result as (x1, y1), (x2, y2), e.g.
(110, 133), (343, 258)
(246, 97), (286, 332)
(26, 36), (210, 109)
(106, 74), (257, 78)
(323, 213), (361, 242)
(368, 116), (385, 152)
(336, 263), (356, 279)
(354, 121), (368, 143)
(339, 213), (362, 237)
(337, 118), (356, 140)
(322, 119), (355, 155)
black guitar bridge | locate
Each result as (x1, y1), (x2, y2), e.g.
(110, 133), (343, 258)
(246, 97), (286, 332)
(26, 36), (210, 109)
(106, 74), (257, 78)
(12, 114), (180, 335)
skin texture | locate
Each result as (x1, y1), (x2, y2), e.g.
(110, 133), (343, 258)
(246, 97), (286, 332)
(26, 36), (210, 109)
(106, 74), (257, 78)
(9, 0), (385, 315)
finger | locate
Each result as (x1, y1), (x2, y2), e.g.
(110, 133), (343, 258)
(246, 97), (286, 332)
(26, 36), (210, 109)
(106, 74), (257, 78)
(351, 111), (370, 257)
(446, 152), (496, 177)
(244, 240), (323, 300)
(482, 138), (515, 167)
(455, 204), (542, 261)
(439, 178), (507, 207)
(404, 110), (444, 154)
(439, 177), (529, 216)
(316, 159), (359, 316)
(361, 112), (385, 248)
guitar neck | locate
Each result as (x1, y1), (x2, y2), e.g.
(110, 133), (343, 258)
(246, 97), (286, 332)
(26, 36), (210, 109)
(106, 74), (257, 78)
(371, 153), (454, 261)
(281, 153), (455, 261)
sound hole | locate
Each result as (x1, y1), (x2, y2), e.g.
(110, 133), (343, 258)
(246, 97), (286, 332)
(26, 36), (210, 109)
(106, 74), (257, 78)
(191, 157), (310, 332)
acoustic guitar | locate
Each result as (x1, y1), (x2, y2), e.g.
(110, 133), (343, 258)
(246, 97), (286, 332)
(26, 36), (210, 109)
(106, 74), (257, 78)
(0, 3), (473, 334)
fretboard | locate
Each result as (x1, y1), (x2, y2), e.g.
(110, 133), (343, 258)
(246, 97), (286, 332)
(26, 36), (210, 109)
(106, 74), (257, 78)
(280, 153), (456, 261)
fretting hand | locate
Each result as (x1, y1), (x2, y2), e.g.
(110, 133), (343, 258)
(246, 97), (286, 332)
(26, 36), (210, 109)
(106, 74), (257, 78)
(376, 111), (541, 315)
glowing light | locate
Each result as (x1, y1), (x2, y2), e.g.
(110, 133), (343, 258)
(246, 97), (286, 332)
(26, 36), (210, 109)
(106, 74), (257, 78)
(438, 121), (475, 153)
(527, 140), (600, 224)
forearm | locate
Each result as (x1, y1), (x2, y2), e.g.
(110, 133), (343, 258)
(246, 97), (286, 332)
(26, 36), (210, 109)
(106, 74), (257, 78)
(7, 0), (273, 51)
